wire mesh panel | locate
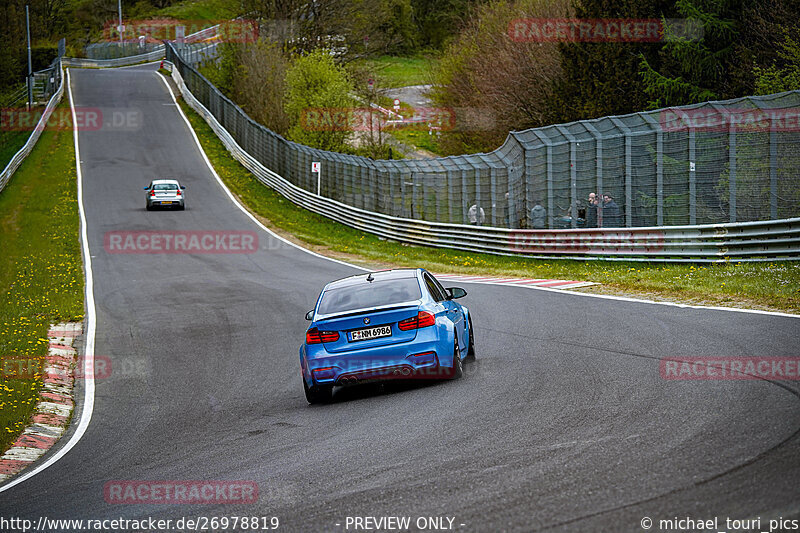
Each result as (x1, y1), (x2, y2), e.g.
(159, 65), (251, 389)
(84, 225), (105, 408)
(166, 42), (800, 230)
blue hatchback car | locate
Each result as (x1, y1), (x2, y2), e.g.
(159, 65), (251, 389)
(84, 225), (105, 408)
(300, 268), (475, 404)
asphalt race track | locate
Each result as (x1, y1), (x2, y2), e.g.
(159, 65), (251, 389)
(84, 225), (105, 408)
(1, 64), (798, 532)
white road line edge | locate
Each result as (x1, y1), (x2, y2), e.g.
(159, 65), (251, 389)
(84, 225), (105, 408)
(0, 68), (98, 494)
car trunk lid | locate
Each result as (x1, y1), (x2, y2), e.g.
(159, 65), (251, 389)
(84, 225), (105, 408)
(314, 303), (421, 353)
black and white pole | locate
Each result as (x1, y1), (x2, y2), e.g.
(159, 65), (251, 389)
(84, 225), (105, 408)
(26, 4), (32, 111)
(312, 161), (321, 196)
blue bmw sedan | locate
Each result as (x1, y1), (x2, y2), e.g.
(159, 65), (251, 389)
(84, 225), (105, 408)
(300, 268), (475, 404)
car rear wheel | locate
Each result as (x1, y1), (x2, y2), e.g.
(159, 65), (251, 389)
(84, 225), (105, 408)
(466, 315), (476, 361)
(449, 337), (463, 380)
(303, 378), (332, 404)
(146, 204), (153, 211)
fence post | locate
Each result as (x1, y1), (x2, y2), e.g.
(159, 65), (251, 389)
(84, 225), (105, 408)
(770, 129), (778, 219)
(749, 99), (780, 220)
(639, 113), (664, 225)
(447, 168), (455, 223)
(555, 126), (578, 228)
(710, 103), (736, 222)
(531, 130), (554, 228)
(490, 167), (498, 226)
(671, 109), (697, 224)
(609, 118), (633, 227)
(582, 122), (604, 227)
(461, 168), (469, 224)
(508, 166), (516, 229)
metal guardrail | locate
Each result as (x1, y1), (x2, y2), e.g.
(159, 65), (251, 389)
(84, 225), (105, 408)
(0, 61), (65, 195)
(63, 47), (165, 68)
(166, 61), (800, 262)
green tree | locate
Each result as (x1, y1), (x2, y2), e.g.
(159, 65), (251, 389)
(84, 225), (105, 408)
(638, 0), (737, 108)
(284, 49), (356, 151)
(551, 0), (674, 123)
(430, 0), (571, 154)
(753, 33), (800, 95)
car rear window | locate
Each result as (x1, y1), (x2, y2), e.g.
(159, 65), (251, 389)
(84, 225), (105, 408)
(318, 278), (422, 315)
(154, 183), (178, 190)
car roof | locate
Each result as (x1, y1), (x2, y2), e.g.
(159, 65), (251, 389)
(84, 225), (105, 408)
(324, 268), (422, 291)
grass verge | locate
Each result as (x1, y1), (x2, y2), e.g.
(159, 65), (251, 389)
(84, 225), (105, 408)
(0, 121), (42, 172)
(354, 55), (437, 88)
(175, 96), (800, 314)
(148, 0), (238, 22)
(390, 127), (443, 156)
(0, 102), (83, 452)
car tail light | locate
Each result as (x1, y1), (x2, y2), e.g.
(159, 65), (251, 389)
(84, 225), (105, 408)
(306, 328), (339, 344)
(398, 311), (435, 331)
(149, 190), (155, 196)
(176, 188), (181, 196)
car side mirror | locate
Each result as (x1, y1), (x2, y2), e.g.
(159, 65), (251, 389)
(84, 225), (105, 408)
(180, 185), (186, 189)
(143, 186), (149, 190)
(447, 287), (467, 299)
(305, 310), (314, 321)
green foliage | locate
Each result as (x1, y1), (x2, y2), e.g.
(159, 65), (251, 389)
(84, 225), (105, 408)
(754, 33), (800, 95)
(411, 0), (479, 50)
(552, 0), (674, 122)
(284, 49), (356, 152)
(638, 0), (737, 108)
(430, 0), (571, 154)
(197, 42), (236, 96)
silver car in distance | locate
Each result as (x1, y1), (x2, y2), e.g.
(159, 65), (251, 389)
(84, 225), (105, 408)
(145, 179), (186, 210)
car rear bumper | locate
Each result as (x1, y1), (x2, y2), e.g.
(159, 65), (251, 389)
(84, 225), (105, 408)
(147, 199), (184, 207)
(305, 337), (452, 385)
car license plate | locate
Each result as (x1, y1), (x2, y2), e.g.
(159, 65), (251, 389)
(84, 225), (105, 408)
(350, 325), (391, 342)
(161, 201), (172, 205)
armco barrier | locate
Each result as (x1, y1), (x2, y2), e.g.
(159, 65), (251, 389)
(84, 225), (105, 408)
(166, 61), (800, 262)
(0, 61), (65, 195)
(62, 47), (165, 68)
